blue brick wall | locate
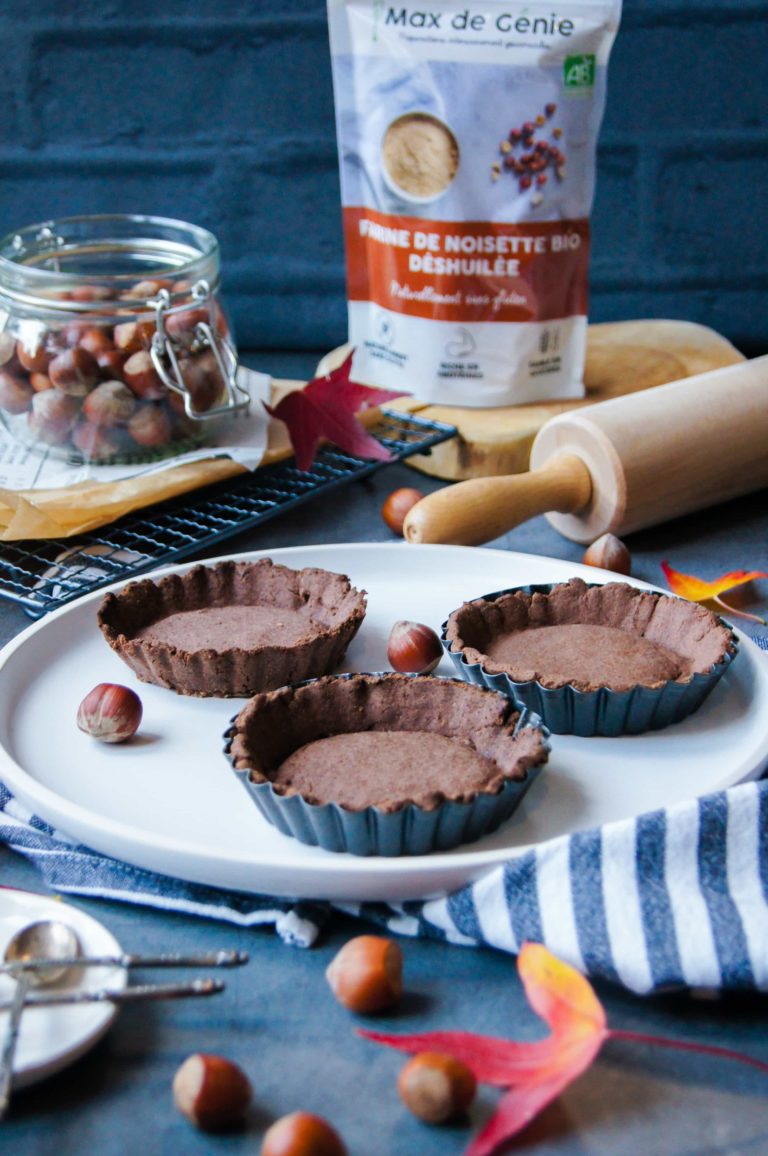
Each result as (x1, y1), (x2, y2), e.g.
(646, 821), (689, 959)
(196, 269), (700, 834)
(0, 1), (765, 353)
(591, 2), (768, 354)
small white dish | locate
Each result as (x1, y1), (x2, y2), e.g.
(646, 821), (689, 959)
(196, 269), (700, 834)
(0, 888), (125, 1089)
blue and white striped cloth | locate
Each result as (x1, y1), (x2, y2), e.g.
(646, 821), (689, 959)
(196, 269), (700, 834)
(2, 638), (767, 997)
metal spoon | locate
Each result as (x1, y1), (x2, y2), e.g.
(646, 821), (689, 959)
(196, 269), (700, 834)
(0, 948), (249, 976)
(0, 976), (226, 1010)
(0, 919), (81, 1118)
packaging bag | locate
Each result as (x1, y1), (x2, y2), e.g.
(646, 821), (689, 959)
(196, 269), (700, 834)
(328, 0), (622, 407)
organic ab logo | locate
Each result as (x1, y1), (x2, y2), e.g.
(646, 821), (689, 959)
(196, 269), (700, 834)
(564, 54), (596, 89)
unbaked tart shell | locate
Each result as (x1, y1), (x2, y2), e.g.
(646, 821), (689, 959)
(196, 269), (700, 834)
(224, 672), (550, 855)
(97, 558), (367, 697)
(442, 578), (738, 736)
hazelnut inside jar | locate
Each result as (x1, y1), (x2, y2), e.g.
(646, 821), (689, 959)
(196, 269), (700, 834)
(0, 214), (248, 463)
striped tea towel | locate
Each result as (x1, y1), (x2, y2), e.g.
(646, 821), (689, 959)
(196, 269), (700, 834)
(3, 770), (767, 996)
(0, 782), (329, 948)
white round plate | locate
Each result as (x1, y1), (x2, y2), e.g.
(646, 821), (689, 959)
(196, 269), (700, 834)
(0, 888), (125, 1088)
(0, 544), (766, 903)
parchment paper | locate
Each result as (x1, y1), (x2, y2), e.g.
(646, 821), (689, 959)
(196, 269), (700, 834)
(0, 368), (271, 541)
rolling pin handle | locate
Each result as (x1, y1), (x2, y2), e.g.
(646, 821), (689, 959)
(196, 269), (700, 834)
(403, 453), (593, 546)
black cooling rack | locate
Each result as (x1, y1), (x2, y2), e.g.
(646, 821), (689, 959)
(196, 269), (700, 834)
(0, 409), (456, 618)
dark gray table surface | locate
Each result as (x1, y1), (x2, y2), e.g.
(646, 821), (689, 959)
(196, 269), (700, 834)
(1, 352), (767, 1155)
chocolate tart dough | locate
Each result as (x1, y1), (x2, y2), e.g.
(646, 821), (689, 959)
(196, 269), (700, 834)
(97, 558), (367, 697)
(444, 578), (735, 693)
(227, 673), (548, 813)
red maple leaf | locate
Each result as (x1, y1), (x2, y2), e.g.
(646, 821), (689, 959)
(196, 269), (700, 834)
(264, 350), (407, 472)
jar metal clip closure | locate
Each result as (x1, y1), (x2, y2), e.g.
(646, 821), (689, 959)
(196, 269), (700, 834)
(149, 281), (250, 421)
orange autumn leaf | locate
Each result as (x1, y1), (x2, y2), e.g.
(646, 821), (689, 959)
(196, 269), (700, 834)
(661, 561), (768, 624)
(517, 941), (606, 1040)
(661, 561), (768, 603)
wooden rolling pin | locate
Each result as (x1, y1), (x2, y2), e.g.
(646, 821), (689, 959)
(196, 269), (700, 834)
(404, 355), (768, 546)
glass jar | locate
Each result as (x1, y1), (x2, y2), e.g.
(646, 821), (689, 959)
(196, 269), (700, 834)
(0, 214), (249, 463)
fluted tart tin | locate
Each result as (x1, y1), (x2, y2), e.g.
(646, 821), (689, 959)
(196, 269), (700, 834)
(224, 672), (550, 856)
(97, 558), (367, 698)
(441, 579), (739, 737)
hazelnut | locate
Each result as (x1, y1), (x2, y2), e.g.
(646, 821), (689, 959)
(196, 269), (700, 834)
(125, 278), (173, 298)
(27, 390), (80, 445)
(168, 351), (224, 415)
(77, 327), (114, 357)
(0, 370), (34, 415)
(69, 284), (112, 303)
(172, 1053), (251, 1132)
(96, 347), (129, 380)
(114, 320), (155, 354)
(582, 532), (631, 576)
(123, 350), (166, 400)
(76, 683), (142, 743)
(381, 487), (423, 536)
(127, 403), (173, 448)
(397, 1052), (477, 1124)
(71, 421), (122, 460)
(16, 339), (52, 374)
(30, 372), (53, 393)
(48, 347), (99, 396)
(325, 935), (403, 1014)
(83, 380), (136, 427)
(62, 320), (92, 347)
(166, 306), (209, 347)
(261, 1111), (346, 1156)
(214, 301), (231, 337)
(386, 620), (442, 675)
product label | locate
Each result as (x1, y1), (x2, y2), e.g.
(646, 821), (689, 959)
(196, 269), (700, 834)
(344, 208), (589, 323)
(328, 0), (622, 406)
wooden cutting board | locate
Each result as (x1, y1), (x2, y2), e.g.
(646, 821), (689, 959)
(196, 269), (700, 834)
(312, 319), (745, 480)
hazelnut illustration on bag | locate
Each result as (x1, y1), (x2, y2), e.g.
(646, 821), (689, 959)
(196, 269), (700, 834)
(328, 0), (622, 407)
